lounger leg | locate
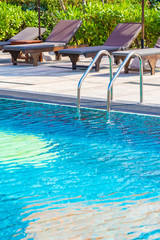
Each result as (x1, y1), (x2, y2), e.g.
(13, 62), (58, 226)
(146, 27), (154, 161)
(116, 56), (130, 73)
(69, 55), (79, 70)
(147, 59), (157, 75)
(39, 53), (43, 62)
(114, 56), (121, 65)
(31, 53), (41, 66)
(124, 59), (131, 73)
(54, 51), (61, 61)
(95, 55), (108, 72)
(95, 59), (100, 72)
(25, 53), (29, 62)
(10, 51), (20, 65)
(95, 56), (103, 72)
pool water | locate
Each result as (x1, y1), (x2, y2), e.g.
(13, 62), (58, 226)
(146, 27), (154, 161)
(0, 98), (160, 239)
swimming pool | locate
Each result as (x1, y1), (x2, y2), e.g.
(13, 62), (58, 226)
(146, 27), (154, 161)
(0, 98), (160, 239)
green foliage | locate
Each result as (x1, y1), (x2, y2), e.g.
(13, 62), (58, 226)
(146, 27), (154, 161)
(54, 1), (160, 48)
(5, 0), (46, 11)
(149, 0), (160, 9)
(0, 1), (38, 40)
(0, 0), (159, 47)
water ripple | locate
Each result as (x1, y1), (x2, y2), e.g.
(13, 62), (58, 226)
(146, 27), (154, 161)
(0, 99), (160, 239)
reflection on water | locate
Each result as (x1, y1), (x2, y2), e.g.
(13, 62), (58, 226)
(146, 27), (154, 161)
(0, 131), (58, 167)
(21, 195), (160, 239)
(1, 99), (160, 239)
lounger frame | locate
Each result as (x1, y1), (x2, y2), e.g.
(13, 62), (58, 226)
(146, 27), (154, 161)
(59, 23), (142, 71)
(3, 20), (87, 66)
(5, 45), (87, 66)
(113, 48), (160, 75)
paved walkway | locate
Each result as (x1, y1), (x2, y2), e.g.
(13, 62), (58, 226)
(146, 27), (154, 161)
(0, 52), (160, 115)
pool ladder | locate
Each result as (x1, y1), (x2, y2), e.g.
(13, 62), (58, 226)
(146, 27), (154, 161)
(77, 51), (144, 112)
(77, 50), (113, 108)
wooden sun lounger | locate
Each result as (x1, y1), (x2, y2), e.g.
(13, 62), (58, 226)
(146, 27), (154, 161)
(3, 20), (87, 66)
(3, 42), (87, 66)
(59, 23), (142, 71)
(112, 48), (160, 75)
(0, 27), (46, 50)
(155, 37), (160, 48)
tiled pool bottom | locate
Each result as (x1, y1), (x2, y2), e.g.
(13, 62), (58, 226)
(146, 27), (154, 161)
(0, 98), (160, 239)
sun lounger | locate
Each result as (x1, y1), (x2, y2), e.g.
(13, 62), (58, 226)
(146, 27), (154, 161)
(155, 37), (160, 48)
(118, 37), (160, 75)
(3, 20), (85, 66)
(0, 27), (46, 50)
(58, 23), (142, 71)
(112, 48), (160, 75)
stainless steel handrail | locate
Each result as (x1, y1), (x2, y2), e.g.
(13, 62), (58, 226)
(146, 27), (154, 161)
(107, 52), (143, 112)
(77, 50), (113, 108)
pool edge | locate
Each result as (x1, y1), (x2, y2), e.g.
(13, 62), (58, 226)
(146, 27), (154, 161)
(1, 89), (160, 116)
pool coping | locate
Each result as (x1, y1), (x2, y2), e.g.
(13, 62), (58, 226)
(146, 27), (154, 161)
(1, 88), (160, 116)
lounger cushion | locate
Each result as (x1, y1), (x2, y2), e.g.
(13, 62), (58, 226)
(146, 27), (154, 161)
(3, 42), (66, 52)
(10, 27), (46, 41)
(59, 45), (124, 55)
(112, 48), (160, 57)
(129, 37), (160, 70)
(104, 23), (142, 48)
(0, 41), (11, 50)
(46, 20), (82, 44)
(59, 23), (142, 56)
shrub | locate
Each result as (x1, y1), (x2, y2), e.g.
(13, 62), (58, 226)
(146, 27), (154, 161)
(53, 1), (160, 48)
(0, 1), (38, 41)
(149, 0), (160, 9)
(0, 0), (159, 47)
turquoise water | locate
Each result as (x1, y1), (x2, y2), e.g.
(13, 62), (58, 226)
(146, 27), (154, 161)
(0, 98), (160, 239)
